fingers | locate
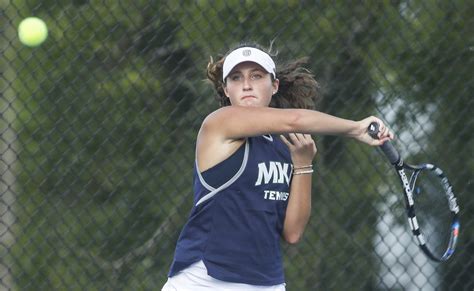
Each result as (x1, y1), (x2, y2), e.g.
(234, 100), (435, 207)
(281, 133), (314, 146)
(280, 133), (318, 164)
(299, 134), (316, 152)
(289, 133), (301, 144)
(377, 123), (394, 142)
(280, 134), (290, 146)
(366, 116), (395, 141)
(294, 133), (313, 144)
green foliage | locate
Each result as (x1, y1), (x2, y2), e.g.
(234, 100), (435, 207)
(2, 0), (472, 290)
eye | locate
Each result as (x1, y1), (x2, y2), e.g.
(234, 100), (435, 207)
(250, 72), (263, 80)
(229, 74), (242, 81)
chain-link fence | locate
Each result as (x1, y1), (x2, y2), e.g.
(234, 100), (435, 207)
(1, 1), (473, 290)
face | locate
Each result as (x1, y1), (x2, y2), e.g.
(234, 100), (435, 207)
(223, 62), (279, 107)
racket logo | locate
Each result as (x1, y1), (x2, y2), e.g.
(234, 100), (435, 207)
(447, 188), (460, 213)
(441, 176), (460, 214)
(398, 169), (414, 206)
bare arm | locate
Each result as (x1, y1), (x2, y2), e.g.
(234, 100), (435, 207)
(196, 105), (393, 173)
(201, 106), (393, 145)
(280, 133), (317, 244)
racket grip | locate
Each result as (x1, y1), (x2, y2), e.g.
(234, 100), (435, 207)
(379, 141), (401, 165)
(368, 122), (400, 165)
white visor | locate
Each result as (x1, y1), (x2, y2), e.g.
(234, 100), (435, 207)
(222, 47), (276, 82)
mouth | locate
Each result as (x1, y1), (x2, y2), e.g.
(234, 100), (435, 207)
(241, 95), (257, 100)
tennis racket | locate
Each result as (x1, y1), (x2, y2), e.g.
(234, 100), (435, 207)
(368, 122), (460, 262)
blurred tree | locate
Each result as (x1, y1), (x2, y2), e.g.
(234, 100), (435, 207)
(5, 0), (473, 290)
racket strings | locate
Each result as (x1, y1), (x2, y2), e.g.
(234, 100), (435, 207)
(412, 167), (453, 259)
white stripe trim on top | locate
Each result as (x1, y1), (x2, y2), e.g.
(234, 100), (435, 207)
(195, 141), (249, 206)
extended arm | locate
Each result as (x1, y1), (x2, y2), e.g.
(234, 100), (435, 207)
(196, 105), (393, 175)
(201, 106), (393, 145)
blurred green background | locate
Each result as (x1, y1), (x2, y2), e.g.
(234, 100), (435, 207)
(0, 1), (472, 290)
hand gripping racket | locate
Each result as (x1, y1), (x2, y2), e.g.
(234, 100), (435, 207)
(368, 122), (460, 262)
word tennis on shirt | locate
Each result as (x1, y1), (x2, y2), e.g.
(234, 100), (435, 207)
(263, 190), (289, 201)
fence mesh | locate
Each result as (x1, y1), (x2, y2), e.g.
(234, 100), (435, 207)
(1, 1), (473, 290)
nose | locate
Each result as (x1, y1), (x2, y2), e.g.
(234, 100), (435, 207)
(243, 76), (252, 91)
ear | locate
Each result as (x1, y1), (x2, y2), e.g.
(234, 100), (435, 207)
(223, 84), (230, 97)
(272, 79), (279, 95)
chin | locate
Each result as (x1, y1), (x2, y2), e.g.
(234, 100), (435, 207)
(241, 100), (262, 107)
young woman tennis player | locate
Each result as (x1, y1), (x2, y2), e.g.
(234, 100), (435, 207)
(162, 43), (393, 290)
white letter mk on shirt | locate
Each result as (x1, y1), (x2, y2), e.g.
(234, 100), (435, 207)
(255, 161), (291, 186)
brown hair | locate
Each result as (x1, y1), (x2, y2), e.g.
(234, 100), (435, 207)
(206, 42), (320, 109)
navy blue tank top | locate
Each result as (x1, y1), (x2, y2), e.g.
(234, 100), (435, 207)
(168, 135), (293, 285)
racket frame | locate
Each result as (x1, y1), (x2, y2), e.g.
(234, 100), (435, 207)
(368, 122), (460, 262)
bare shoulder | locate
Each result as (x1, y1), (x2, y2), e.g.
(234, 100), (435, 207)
(196, 113), (245, 172)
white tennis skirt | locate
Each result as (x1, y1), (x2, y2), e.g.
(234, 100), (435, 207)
(162, 260), (286, 291)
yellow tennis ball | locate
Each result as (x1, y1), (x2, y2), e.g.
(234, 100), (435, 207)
(18, 17), (48, 47)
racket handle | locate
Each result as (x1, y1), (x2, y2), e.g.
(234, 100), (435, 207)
(368, 122), (401, 165)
